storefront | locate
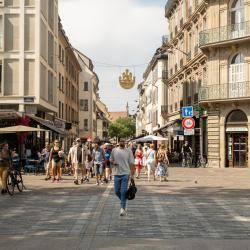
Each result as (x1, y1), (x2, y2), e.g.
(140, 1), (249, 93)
(226, 110), (248, 168)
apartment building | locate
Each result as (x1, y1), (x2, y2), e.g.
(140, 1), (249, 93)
(58, 18), (81, 150)
(74, 49), (99, 141)
(164, 0), (207, 153)
(96, 98), (110, 141)
(0, 0), (58, 115)
(199, 0), (250, 168)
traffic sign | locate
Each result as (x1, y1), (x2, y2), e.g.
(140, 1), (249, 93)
(182, 106), (193, 117)
(184, 129), (195, 136)
(182, 117), (195, 129)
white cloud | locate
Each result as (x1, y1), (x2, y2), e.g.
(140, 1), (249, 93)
(59, 0), (167, 112)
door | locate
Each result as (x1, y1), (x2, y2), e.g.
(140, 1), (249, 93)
(232, 134), (248, 167)
(231, 2), (244, 39)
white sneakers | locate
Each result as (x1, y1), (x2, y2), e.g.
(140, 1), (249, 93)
(120, 208), (127, 216)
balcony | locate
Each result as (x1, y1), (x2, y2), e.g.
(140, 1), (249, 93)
(199, 82), (250, 102)
(199, 21), (250, 48)
(162, 35), (168, 45)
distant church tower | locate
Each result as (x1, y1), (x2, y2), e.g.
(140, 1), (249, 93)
(126, 102), (129, 117)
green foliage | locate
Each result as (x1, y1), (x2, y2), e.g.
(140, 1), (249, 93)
(108, 117), (136, 140)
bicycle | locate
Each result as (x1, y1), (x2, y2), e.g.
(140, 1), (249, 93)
(182, 152), (192, 168)
(6, 166), (24, 196)
(196, 155), (207, 168)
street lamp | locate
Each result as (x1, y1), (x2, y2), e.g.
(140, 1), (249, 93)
(167, 48), (188, 56)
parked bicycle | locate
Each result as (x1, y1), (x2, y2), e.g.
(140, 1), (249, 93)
(6, 165), (24, 196)
(196, 155), (207, 168)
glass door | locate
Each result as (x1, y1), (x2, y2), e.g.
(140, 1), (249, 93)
(233, 134), (248, 167)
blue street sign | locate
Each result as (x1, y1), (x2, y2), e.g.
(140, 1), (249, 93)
(182, 106), (193, 117)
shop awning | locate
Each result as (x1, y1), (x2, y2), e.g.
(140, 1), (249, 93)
(154, 119), (182, 134)
(0, 125), (47, 134)
(27, 115), (66, 135)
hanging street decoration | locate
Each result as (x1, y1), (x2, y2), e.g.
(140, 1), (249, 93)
(119, 69), (136, 89)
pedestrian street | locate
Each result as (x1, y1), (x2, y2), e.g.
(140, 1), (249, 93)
(1, 168), (250, 250)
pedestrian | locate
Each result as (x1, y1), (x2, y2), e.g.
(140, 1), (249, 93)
(85, 144), (92, 182)
(156, 144), (169, 182)
(134, 144), (143, 179)
(69, 138), (87, 185)
(92, 139), (105, 185)
(42, 143), (51, 181)
(142, 143), (148, 175)
(49, 140), (63, 182)
(146, 144), (157, 181)
(103, 143), (112, 182)
(181, 141), (193, 167)
(110, 139), (135, 216)
(0, 142), (10, 195)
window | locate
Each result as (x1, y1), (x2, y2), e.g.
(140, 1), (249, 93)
(59, 44), (61, 61)
(62, 103), (64, 119)
(62, 49), (64, 65)
(80, 99), (88, 111)
(59, 73), (61, 90)
(59, 101), (61, 118)
(0, 61), (2, 93)
(61, 76), (64, 92)
(84, 119), (88, 131)
(84, 81), (88, 91)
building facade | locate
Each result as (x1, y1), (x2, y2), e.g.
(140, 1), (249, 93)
(0, 0), (58, 116)
(58, 19), (81, 151)
(74, 49), (99, 141)
(164, 0), (207, 154)
(199, 0), (250, 168)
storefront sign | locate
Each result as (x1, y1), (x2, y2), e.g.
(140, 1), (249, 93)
(184, 129), (195, 136)
(54, 118), (66, 129)
(226, 127), (248, 132)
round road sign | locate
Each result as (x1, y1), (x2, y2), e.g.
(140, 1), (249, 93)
(182, 117), (195, 129)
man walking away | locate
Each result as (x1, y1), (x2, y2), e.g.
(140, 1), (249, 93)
(110, 139), (135, 216)
(92, 140), (105, 185)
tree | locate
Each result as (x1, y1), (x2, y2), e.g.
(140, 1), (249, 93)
(108, 117), (136, 140)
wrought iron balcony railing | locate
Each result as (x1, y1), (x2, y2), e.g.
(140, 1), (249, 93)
(199, 82), (250, 101)
(199, 21), (250, 47)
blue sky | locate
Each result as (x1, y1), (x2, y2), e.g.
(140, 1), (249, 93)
(59, 0), (168, 113)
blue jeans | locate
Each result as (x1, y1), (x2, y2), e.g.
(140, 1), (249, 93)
(114, 175), (129, 209)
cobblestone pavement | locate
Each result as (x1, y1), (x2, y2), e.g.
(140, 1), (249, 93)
(1, 168), (250, 250)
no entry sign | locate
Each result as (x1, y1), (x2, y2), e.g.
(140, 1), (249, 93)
(182, 117), (195, 129)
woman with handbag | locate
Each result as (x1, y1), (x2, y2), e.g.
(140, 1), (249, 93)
(156, 144), (169, 182)
(134, 144), (143, 179)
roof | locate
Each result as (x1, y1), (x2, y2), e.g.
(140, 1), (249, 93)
(109, 112), (128, 122)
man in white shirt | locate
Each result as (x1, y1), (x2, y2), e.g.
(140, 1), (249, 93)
(68, 138), (87, 184)
(110, 139), (135, 216)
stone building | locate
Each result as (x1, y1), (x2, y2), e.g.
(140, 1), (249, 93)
(58, 18), (81, 151)
(199, 0), (250, 167)
(74, 49), (99, 142)
(164, 0), (207, 154)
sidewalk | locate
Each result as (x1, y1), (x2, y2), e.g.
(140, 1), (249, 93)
(1, 168), (250, 250)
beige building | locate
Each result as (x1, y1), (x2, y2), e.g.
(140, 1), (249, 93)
(136, 47), (168, 136)
(58, 18), (81, 151)
(96, 98), (110, 141)
(164, 0), (207, 153)
(0, 0), (58, 115)
(199, 0), (250, 168)
(74, 49), (99, 141)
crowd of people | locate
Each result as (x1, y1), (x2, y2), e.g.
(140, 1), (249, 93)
(40, 138), (170, 186)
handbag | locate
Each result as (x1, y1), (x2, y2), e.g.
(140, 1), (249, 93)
(126, 178), (137, 200)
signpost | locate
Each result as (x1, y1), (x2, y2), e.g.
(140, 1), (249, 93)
(182, 106), (193, 118)
(182, 117), (195, 136)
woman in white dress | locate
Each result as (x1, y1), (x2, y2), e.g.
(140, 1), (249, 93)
(146, 144), (156, 181)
